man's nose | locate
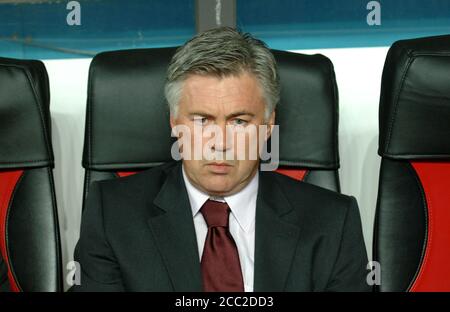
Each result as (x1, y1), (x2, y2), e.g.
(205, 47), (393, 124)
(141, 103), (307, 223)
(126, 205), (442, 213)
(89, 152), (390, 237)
(212, 122), (233, 152)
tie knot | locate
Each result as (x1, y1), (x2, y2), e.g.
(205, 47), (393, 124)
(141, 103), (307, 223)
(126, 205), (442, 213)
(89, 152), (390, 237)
(200, 199), (230, 228)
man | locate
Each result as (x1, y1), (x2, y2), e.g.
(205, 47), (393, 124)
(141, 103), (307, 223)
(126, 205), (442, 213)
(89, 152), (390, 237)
(0, 255), (10, 292)
(72, 27), (369, 291)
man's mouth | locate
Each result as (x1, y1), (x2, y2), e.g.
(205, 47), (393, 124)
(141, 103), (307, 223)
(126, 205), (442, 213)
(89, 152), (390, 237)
(208, 162), (232, 166)
(206, 162), (233, 173)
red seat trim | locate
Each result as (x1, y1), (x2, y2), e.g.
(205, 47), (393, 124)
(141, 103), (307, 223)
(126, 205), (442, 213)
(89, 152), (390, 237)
(275, 168), (307, 181)
(117, 171), (138, 178)
(0, 170), (24, 292)
(410, 161), (450, 291)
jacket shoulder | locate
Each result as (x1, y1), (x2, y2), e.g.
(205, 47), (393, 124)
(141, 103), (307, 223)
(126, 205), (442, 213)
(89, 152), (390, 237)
(269, 170), (354, 205)
(90, 162), (179, 205)
(97, 162), (176, 189)
(264, 170), (357, 225)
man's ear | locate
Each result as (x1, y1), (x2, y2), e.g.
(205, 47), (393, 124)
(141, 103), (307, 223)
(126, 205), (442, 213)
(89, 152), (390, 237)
(170, 115), (175, 129)
(170, 115), (178, 138)
(265, 110), (276, 140)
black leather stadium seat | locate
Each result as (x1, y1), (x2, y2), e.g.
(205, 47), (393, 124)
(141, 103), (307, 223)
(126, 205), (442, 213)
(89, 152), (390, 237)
(0, 57), (62, 291)
(374, 34), (450, 291)
(81, 47), (341, 210)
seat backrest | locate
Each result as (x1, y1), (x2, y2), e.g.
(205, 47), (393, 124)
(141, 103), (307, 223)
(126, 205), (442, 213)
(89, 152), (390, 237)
(82, 47), (340, 210)
(0, 57), (62, 291)
(374, 34), (450, 291)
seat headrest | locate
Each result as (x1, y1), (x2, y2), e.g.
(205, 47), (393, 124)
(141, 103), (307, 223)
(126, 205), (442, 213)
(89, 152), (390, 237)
(82, 48), (176, 170)
(379, 34), (450, 160)
(0, 57), (53, 169)
(83, 48), (339, 170)
(273, 50), (339, 169)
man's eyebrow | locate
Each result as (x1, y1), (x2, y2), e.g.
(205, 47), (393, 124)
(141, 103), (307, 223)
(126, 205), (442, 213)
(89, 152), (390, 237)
(225, 111), (255, 119)
(188, 111), (255, 119)
(189, 112), (215, 118)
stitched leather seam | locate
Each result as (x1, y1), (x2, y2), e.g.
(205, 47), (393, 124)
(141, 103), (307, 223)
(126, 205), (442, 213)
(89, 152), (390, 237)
(384, 52), (415, 153)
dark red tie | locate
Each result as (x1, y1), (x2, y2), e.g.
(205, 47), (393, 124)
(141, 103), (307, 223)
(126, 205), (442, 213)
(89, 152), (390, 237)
(200, 199), (244, 292)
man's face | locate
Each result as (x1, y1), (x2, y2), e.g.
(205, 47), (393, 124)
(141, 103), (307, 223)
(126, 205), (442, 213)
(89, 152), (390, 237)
(170, 71), (275, 196)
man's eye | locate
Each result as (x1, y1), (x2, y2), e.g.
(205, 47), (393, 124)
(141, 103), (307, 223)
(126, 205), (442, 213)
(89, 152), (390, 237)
(232, 118), (248, 126)
(193, 117), (208, 125)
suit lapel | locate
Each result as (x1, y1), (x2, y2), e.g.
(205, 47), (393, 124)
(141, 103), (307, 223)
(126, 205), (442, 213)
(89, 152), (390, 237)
(146, 163), (305, 292)
(147, 162), (202, 291)
(253, 171), (304, 292)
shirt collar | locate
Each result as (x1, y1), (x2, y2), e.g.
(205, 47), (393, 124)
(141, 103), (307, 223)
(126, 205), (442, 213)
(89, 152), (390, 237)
(182, 164), (258, 233)
(182, 165), (210, 217)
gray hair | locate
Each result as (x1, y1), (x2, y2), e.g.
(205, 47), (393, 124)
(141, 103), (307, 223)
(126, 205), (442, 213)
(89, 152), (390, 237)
(164, 27), (280, 121)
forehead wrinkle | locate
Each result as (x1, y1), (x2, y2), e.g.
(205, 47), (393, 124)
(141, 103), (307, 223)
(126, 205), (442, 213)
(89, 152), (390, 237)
(180, 73), (265, 116)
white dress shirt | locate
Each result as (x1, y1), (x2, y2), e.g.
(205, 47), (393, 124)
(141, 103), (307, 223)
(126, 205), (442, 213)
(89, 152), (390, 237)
(182, 165), (258, 292)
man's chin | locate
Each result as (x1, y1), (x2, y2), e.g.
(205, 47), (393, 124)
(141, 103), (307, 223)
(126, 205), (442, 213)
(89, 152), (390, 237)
(200, 179), (234, 196)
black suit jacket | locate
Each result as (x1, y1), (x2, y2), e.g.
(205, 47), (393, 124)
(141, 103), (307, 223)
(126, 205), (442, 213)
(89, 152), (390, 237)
(72, 161), (369, 291)
(0, 255), (10, 292)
